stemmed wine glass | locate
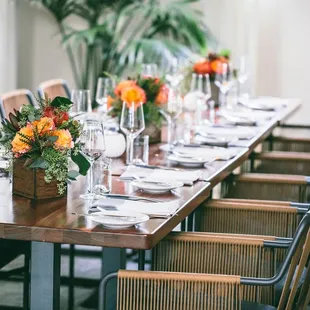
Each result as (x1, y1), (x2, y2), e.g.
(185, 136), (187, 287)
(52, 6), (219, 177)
(165, 57), (184, 89)
(79, 120), (106, 199)
(214, 62), (234, 108)
(96, 77), (114, 120)
(190, 73), (211, 125)
(159, 87), (183, 150)
(70, 89), (92, 117)
(120, 102), (145, 165)
(235, 56), (248, 98)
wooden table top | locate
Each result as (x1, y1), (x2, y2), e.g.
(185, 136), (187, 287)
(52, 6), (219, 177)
(0, 99), (301, 249)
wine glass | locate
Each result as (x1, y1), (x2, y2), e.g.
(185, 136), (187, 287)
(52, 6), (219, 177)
(214, 62), (234, 108)
(120, 102), (145, 165)
(70, 89), (92, 120)
(141, 63), (158, 78)
(165, 57), (184, 89)
(190, 73), (211, 125)
(159, 87), (183, 150)
(95, 77), (114, 120)
(79, 120), (106, 199)
(235, 56), (248, 98)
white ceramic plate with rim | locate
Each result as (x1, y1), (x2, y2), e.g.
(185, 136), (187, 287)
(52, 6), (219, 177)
(167, 154), (214, 168)
(89, 211), (149, 229)
(131, 180), (184, 194)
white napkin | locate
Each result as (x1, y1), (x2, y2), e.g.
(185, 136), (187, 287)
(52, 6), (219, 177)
(196, 125), (257, 140)
(94, 198), (179, 217)
(172, 146), (238, 160)
(0, 160), (8, 169)
(240, 97), (288, 111)
(221, 109), (275, 122)
(120, 166), (201, 186)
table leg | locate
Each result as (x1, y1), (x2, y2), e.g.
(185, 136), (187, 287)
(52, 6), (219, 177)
(30, 242), (61, 310)
(100, 248), (125, 310)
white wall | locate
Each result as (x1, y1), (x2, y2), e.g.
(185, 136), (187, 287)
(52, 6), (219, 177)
(12, 0), (310, 123)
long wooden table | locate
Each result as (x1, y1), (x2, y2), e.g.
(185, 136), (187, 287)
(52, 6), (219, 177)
(0, 99), (301, 310)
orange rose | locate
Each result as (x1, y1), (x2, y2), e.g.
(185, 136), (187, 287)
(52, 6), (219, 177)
(32, 117), (55, 135)
(53, 129), (74, 150)
(114, 80), (136, 97)
(193, 61), (212, 75)
(121, 85), (146, 108)
(11, 124), (34, 156)
(210, 60), (227, 74)
(155, 85), (169, 106)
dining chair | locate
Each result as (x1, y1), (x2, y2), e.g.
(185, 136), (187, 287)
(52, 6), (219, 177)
(249, 151), (310, 176)
(224, 173), (310, 202)
(37, 79), (70, 100)
(99, 211), (310, 309)
(0, 240), (30, 310)
(0, 89), (36, 119)
(197, 199), (308, 238)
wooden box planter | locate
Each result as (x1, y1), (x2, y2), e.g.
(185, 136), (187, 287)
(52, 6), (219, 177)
(13, 159), (66, 200)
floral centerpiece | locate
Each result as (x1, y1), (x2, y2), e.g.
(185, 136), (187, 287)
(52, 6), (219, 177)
(0, 96), (90, 199)
(108, 76), (168, 143)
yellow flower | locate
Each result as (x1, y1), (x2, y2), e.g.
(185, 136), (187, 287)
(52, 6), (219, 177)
(11, 124), (34, 156)
(121, 85), (146, 108)
(53, 129), (74, 150)
(32, 117), (55, 135)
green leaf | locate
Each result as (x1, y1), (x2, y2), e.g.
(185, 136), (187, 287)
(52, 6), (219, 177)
(46, 136), (58, 142)
(50, 96), (73, 108)
(28, 113), (36, 122)
(67, 170), (79, 180)
(29, 157), (50, 169)
(71, 151), (90, 176)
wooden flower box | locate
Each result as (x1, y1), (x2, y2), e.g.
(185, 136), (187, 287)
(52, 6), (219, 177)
(13, 159), (66, 200)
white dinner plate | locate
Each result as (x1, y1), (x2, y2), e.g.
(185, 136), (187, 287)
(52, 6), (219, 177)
(167, 154), (213, 168)
(89, 211), (149, 229)
(131, 180), (183, 194)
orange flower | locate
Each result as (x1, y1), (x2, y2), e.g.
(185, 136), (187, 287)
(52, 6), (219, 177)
(155, 85), (169, 105)
(11, 124), (34, 155)
(32, 117), (55, 135)
(107, 95), (115, 110)
(53, 129), (74, 150)
(114, 80), (136, 97)
(210, 60), (227, 74)
(121, 85), (146, 108)
(193, 61), (212, 75)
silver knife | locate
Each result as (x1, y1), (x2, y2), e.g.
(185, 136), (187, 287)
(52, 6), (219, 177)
(101, 194), (163, 203)
(133, 164), (186, 172)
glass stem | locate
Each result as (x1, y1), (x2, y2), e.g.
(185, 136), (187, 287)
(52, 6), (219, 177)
(167, 119), (173, 147)
(89, 160), (94, 195)
(126, 135), (134, 165)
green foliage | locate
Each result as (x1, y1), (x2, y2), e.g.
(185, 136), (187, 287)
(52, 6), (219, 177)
(28, 0), (210, 96)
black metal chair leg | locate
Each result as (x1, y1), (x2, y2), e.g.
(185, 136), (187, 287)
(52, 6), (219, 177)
(181, 219), (186, 231)
(99, 272), (118, 310)
(23, 247), (30, 310)
(138, 250), (145, 270)
(68, 244), (75, 310)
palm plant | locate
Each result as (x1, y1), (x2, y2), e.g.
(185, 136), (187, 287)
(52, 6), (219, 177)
(28, 0), (212, 95)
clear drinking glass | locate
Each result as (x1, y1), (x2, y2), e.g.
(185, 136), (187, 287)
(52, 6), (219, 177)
(70, 89), (92, 114)
(93, 157), (112, 195)
(235, 56), (248, 97)
(96, 77), (114, 119)
(190, 73), (211, 125)
(79, 120), (106, 199)
(165, 57), (184, 89)
(141, 63), (158, 78)
(159, 87), (183, 149)
(132, 135), (149, 165)
(120, 102), (145, 165)
(214, 63), (234, 108)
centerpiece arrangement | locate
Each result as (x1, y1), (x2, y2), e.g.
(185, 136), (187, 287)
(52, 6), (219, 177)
(0, 96), (90, 199)
(107, 76), (169, 143)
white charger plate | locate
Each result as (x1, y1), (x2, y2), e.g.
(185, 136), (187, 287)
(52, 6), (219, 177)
(89, 211), (149, 229)
(167, 154), (213, 168)
(131, 180), (183, 194)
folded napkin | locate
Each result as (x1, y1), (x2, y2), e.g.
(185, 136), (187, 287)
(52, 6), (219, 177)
(195, 125), (257, 140)
(94, 198), (180, 217)
(172, 146), (238, 160)
(120, 166), (201, 186)
(221, 109), (275, 122)
(239, 97), (288, 111)
(0, 160), (8, 169)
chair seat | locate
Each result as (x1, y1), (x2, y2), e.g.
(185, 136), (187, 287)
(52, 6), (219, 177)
(241, 300), (276, 310)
